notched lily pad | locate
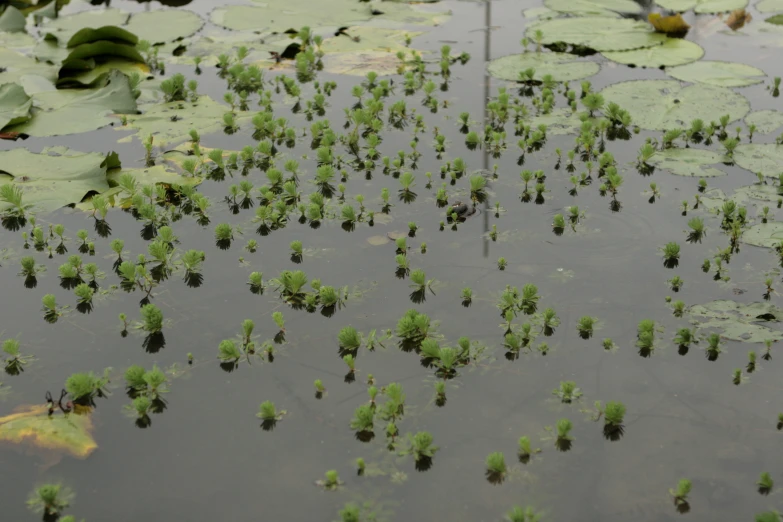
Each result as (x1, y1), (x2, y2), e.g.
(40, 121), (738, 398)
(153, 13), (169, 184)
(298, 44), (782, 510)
(600, 79), (750, 131)
(0, 404), (97, 458)
(487, 51), (600, 82)
(526, 16), (667, 52)
(757, 0), (783, 12)
(688, 300), (783, 342)
(602, 39), (704, 68)
(647, 148), (728, 177)
(666, 60), (766, 87)
(0, 83), (32, 131)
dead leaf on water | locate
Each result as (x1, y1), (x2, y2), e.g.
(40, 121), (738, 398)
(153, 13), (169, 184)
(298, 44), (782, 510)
(367, 235), (391, 246)
(648, 13), (690, 35)
(0, 404), (97, 458)
(723, 9), (752, 31)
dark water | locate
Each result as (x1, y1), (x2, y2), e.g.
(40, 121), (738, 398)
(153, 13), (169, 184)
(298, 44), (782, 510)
(2, 0), (783, 521)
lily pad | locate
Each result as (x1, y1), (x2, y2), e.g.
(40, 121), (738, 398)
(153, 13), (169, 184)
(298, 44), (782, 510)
(654, 0), (749, 13)
(124, 10), (203, 45)
(0, 405), (97, 458)
(757, 0), (783, 12)
(742, 223), (783, 248)
(487, 52), (600, 82)
(732, 184), (782, 203)
(688, 300), (783, 342)
(745, 110), (783, 134)
(666, 60), (766, 87)
(42, 8), (129, 42)
(526, 17), (667, 52)
(10, 70), (137, 137)
(733, 144), (783, 178)
(602, 39), (704, 68)
(0, 47), (57, 85)
(366, 235), (391, 246)
(647, 148), (728, 177)
(530, 108), (585, 135)
(67, 25), (138, 47)
(0, 146), (115, 213)
(212, 0), (448, 32)
(0, 5), (26, 32)
(600, 79), (750, 131)
(767, 14), (783, 25)
(318, 27), (424, 76)
(523, 6), (560, 19)
(0, 83), (32, 131)
(544, 0), (641, 16)
(119, 95), (247, 145)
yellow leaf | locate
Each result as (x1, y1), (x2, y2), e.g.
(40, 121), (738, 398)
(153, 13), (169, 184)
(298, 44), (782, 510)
(648, 13), (690, 35)
(0, 405), (97, 458)
(724, 9), (752, 31)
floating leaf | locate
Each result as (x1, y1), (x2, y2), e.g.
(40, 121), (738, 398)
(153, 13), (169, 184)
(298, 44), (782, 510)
(530, 108), (586, 135)
(0, 5), (26, 32)
(0, 404), (97, 458)
(745, 110), (783, 134)
(600, 79), (750, 131)
(317, 27), (424, 76)
(526, 16), (667, 52)
(647, 148), (728, 177)
(0, 83), (32, 131)
(119, 95), (248, 145)
(67, 25), (139, 48)
(10, 70), (137, 137)
(366, 235), (391, 246)
(742, 223), (783, 248)
(487, 52), (600, 82)
(0, 146), (117, 212)
(124, 10), (204, 45)
(757, 0), (783, 12)
(42, 8), (129, 42)
(654, 0), (749, 13)
(647, 13), (690, 35)
(544, 0), (641, 17)
(688, 300), (783, 342)
(0, 47), (58, 85)
(602, 39), (703, 67)
(733, 144), (783, 178)
(666, 60), (766, 87)
(523, 6), (560, 19)
(767, 14), (783, 25)
(211, 0), (448, 32)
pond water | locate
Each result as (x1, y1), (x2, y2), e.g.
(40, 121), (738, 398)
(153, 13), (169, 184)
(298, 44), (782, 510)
(2, 0), (783, 520)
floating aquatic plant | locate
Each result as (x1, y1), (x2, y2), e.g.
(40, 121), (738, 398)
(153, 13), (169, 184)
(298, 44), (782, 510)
(498, 257), (507, 270)
(139, 304), (163, 333)
(604, 401), (626, 434)
(705, 333), (723, 361)
(670, 479), (691, 507)
(26, 484), (72, 516)
(350, 404), (374, 433)
(65, 369), (110, 403)
(555, 418), (573, 451)
(576, 316), (595, 339)
(257, 400), (285, 424)
(553, 381), (582, 403)
(485, 452), (507, 484)
(661, 242), (680, 268)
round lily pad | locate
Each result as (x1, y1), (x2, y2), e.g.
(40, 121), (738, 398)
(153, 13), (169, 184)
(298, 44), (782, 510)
(602, 39), (704, 68)
(525, 16), (667, 52)
(487, 52), (600, 82)
(767, 14), (783, 25)
(733, 144), (783, 178)
(757, 0), (783, 12)
(655, 0), (749, 13)
(544, 0), (641, 16)
(523, 6), (560, 19)
(647, 148), (728, 177)
(600, 79), (750, 131)
(666, 60), (766, 87)
(741, 223), (783, 248)
(125, 10), (204, 45)
(745, 110), (783, 134)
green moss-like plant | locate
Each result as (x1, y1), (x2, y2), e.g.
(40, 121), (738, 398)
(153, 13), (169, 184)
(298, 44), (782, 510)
(26, 484), (72, 515)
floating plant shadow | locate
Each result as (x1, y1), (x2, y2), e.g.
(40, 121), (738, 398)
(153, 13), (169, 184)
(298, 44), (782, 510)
(555, 438), (572, 452)
(354, 430), (375, 443)
(183, 272), (204, 288)
(215, 238), (232, 250)
(603, 424), (624, 442)
(1, 215), (26, 231)
(260, 418), (278, 431)
(23, 275), (37, 289)
(93, 219), (111, 238)
(142, 332), (166, 353)
(76, 301), (93, 315)
(414, 455), (433, 472)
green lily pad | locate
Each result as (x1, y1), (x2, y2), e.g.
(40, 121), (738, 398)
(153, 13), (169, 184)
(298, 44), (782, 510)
(733, 144), (783, 178)
(60, 40), (145, 69)
(212, 0), (448, 32)
(525, 17), (667, 52)
(647, 148), (728, 177)
(732, 184), (781, 203)
(600, 79), (750, 131)
(0, 146), (116, 213)
(544, 0), (641, 16)
(742, 223), (783, 248)
(0, 404), (97, 458)
(10, 70), (137, 137)
(42, 8), (129, 42)
(0, 83), (32, 131)
(318, 27), (424, 76)
(602, 39), (704, 68)
(757, 0), (783, 12)
(119, 95), (247, 145)
(0, 5), (26, 32)
(124, 10), (203, 45)
(523, 6), (560, 19)
(666, 60), (766, 87)
(67, 25), (138, 47)
(767, 14), (783, 25)
(0, 47), (57, 84)
(745, 110), (783, 134)
(654, 0), (749, 13)
(688, 300), (783, 343)
(487, 51), (600, 82)
(530, 108), (586, 136)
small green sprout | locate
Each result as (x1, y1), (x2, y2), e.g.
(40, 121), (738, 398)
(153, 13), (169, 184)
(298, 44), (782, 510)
(485, 452), (507, 483)
(670, 479), (691, 506)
